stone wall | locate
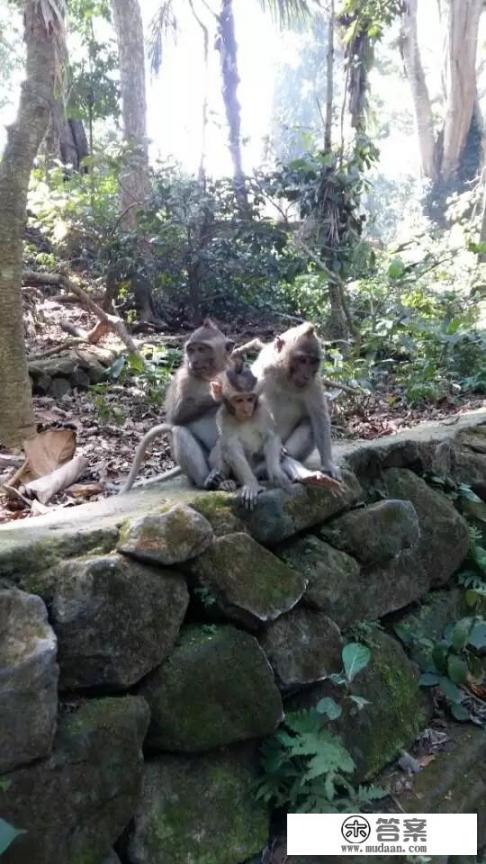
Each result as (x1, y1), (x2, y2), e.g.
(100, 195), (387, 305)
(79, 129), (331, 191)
(0, 411), (485, 864)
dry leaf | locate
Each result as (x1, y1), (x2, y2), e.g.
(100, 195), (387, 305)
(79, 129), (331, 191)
(18, 427), (76, 484)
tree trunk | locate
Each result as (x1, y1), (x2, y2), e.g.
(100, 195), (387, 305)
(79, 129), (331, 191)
(111, 0), (149, 229)
(216, 0), (247, 208)
(440, 0), (482, 181)
(400, 0), (437, 180)
(0, 0), (60, 448)
(324, 0), (334, 151)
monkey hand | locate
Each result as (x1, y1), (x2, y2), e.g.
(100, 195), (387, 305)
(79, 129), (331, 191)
(240, 481), (265, 510)
(321, 462), (342, 482)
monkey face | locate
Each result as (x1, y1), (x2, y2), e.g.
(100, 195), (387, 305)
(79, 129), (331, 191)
(289, 352), (320, 388)
(186, 341), (220, 378)
(230, 393), (258, 421)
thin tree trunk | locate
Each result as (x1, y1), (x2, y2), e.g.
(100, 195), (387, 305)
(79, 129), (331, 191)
(189, 0), (209, 184)
(0, 0), (61, 448)
(400, 0), (437, 181)
(216, 0), (247, 207)
(441, 0), (482, 181)
(111, 0), (150, 229)
(324, 0), (334, 151)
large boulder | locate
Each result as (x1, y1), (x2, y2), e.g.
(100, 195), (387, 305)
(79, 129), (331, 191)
(118, 504), (213, 565)
(22, 554), (189, 690)
(279, 536), (428, 629)
(0, 588), (58, 773)
(381, 468), (469, 586)
(260, 607), (342, 689)
(194, 471), (362, 546)
(139, 625), (283, 751)
(127, 748), (269, 864)
(288, 631), (431, 780)
(0, 696), (149, 864)
(189, 533), (306, 628)
(319, 500), (420, 565)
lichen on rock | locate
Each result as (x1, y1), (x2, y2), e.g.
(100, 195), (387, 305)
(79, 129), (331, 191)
(118, 503), (214, 565)
(127, 747), (269, 864)
(260, 606), (342, 689)
(139, 624), (283, 751)
(319, 499), (420, 565)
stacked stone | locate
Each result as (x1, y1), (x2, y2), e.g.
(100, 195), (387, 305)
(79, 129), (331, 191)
(1, 418), (485, 864)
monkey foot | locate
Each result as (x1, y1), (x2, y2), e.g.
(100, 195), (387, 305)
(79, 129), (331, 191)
(204, 469), (226, 491)
(219, 479), (237, 492)
(299, 472), (342, 492)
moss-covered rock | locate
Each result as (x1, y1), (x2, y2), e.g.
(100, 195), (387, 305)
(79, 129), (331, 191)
(381, 468), (469, 586)
(191, 492), (248, 536)
(21, 554), (189, 691)
(127, 747), (269, 864)
(0, 696), (149, 864)
(259, 607), (342, 689)
(288, 631), (430, 780)
(118, 504), (213, 565)
(279, 536), (428, 629)
(393, 587), (468, 668)
(189, 533), (306, 628)
(0, 588), (58, 773)
(139, 624), (283, 751)
(319, 500), (420, 565)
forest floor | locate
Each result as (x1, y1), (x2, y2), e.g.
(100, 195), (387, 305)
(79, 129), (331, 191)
(0, 294), (484, 524)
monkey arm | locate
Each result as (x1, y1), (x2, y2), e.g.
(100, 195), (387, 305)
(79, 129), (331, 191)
(307, 387), (335, 472)
(232, 338), (266, 359)
(221, 438), (259, 487)
(169, 395), (218, 426)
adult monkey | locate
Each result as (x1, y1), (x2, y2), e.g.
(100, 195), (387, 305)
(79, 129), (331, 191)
(120, 319), (234, 493)
(235, 322), (341, 484)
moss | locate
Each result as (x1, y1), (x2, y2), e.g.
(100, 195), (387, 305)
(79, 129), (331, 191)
(192, 493), (246, 536)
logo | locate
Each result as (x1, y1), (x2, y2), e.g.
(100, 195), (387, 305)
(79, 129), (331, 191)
(341, 815), (371, 843)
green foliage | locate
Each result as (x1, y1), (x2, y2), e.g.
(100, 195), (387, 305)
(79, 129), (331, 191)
(457, 525), (486, 613)
(0, 818), (25, 855)
(257, 642), (383, 813)
(398, 613), (486, 724)
(338, 0), (401, 42)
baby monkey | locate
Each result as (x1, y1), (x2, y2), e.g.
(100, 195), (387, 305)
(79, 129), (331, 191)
(207, 361), (292, 510)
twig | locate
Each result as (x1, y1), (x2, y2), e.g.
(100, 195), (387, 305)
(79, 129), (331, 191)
(28, 338), (85, 361)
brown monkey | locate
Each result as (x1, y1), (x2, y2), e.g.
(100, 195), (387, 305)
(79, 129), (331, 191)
(120, 319), (234, 493)
(207, 362), (292, 509)
(238, 323), (341, 484)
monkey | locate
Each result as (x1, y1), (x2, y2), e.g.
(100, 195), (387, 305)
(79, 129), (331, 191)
(120, 319), (234, 493)
(207, 361), (293, 509)
(234, 323), (341, 485)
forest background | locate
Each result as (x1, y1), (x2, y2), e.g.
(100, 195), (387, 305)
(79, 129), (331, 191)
(0, 0), (485, 516)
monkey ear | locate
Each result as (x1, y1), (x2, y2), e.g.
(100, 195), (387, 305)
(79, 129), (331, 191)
(210, 379), (223, 401)
(203, 317), (217, 329)
(275, 336), (285, 353)
(232, 354), (244, 373)
(302, 323), (315, 334)
(225, 339), (235, 354)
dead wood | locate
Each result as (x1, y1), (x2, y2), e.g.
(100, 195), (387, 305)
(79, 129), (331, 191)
(23, 270), (142, 358)
(23, 454), (89, 503)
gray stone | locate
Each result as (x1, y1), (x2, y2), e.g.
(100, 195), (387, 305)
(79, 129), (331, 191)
(279, 536), (428, 629)
(289, 631), (431, 781)
(0, 588), (58, 773)
(139, 625), (283, 752)
(50, 377), (72, 399)
(260, 607), (342, 689)
(0, 696), (149, 864)
(118, 504), (213, 565)
(70, 367), (91, 389)
(100, 853), (121, 864)
(127, 748), (269, 864)
(22, 554), (189, 691)
(190, 532), (307, 628)
(236, 469), (363, 545)
(319, 499), (420, 565)
(382, 468), (469, 586)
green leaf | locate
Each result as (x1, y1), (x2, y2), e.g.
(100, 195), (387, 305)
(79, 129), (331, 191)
(316, 698), (342, 720)
(468, 621), (486, 650)
(431, 643), (449, 674)
(0, 819), (25, 855)
(342, 642), (371, 683)
(447, 654), (468, 685)
(348, 694), (371, 711)
(450, 703), (470, 722)
(387, 258), (405, 279)
(451, 618), (474, 652)
(0, 779), (11, 792)
(419, 672), (440, 687)
(439, 676), (463, 704)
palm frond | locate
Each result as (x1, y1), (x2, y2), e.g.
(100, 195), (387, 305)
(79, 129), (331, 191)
(257, 0), (320, 28)
(149, 0), (178, 74)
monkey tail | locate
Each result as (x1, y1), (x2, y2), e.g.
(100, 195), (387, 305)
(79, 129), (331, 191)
(119, 423), (174, 494)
